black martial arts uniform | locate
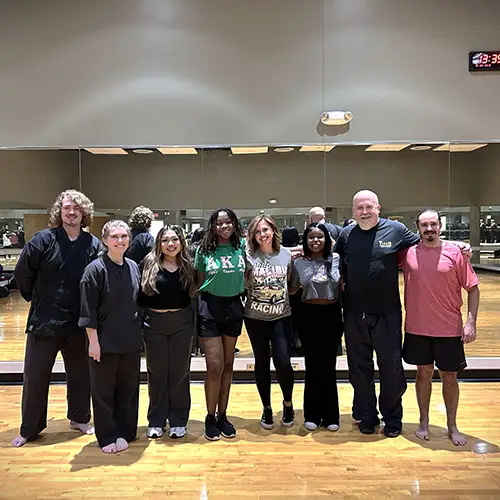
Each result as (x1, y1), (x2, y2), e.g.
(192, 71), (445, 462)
(125, 228), (154, 265)
(79, 254), (143, 448)
(336, 218), (419, 433)
(14, 226), (102, 439)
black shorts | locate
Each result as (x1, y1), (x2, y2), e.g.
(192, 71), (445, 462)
(403, 332), (467, 372)
(198, 292), (244, 338)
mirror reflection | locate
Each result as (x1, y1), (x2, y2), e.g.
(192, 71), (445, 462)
(1, 143), (499, 364)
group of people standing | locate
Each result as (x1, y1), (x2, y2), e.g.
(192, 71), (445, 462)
(10, 187), (479, 452)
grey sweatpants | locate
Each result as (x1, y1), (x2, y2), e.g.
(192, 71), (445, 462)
(143, 307), (194, 428)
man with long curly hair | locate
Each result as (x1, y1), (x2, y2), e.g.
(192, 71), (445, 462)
(12, 189), (102, 448)
(125, 205), (155, 264)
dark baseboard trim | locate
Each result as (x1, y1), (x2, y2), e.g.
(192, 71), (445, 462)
(1, 369), (499, 385)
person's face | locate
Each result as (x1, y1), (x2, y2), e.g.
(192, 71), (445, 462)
(417, 212), (441, 243)
(104, 227), (130, 255)
(216, 211), (234, 241)
(61, 196), (83, 227)
(161, 229), (182, 257)
(307, 227), (325, 253)
(353, 195), (380, 230)
(255, 220), (274, 247)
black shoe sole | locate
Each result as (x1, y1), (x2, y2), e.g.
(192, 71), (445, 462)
(221, 431), (236, 438)
(384, 429), (401, 438)
(204, 433), (221, 441)
(360, 427), (376, 435)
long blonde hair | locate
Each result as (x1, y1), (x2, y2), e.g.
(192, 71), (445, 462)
(246, 215), (282, 255)
(141, 225), (195, 297)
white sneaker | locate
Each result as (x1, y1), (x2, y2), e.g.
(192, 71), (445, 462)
(304, 421), (318, 431)
(147, 427), (164, 439)
(169, 426), (186, 439)
(326, 424), (339, 432)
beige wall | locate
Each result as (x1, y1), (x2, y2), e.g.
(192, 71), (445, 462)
(0, 150), (79, 209)
(0, 0), (499, 147)
(79, 147), (486, 210)
(1, 146), (498, 214)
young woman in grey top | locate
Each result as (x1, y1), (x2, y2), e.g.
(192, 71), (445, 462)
(244, 215), (296, 430)
(290, 222), (343, 432)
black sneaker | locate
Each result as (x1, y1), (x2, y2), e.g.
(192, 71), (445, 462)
(204, 414), (221, 441)
(359, 417), (380, 435)
(383, 427), (401, 438)
(281, 402), (295, 427)
(260, 407), (274, 430)
(218, 413), (236, 438)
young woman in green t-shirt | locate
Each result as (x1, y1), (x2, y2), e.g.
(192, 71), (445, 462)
(194, 208), (246, 441)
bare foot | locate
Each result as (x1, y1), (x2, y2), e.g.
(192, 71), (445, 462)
(115, 437), (129, 452)
(11, 435), (28, 448)
(70, 421), (95, 435)
(102, 443), (117, 454)
(415, 423), (430, 441)
(448, 428), (467, 446)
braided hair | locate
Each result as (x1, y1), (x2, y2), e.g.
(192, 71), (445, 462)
(200, 208), (243, 255)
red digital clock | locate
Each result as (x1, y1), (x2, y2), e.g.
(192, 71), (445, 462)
(469, 51), (500, 72)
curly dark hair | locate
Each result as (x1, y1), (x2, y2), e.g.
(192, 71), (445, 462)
(48, 189), (94, 228)
(200, 208), (242, 255)
(128, 206), (154, 229)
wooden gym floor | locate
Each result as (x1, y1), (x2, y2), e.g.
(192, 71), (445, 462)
(0, 273), (499, 361)
(0, 383), (499, 499)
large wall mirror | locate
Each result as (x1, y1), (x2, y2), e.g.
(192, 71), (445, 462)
(2, 142), (499, 368)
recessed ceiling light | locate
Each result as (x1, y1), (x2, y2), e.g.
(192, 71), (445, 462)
(132, 148), (154, 154)
(410, 145), (432, 151)
(450, 144), (487, 152)
(231, 147), (269, 155)
(157, 147), (198, 155)
(433, 144), (450, 152)
(274, 147), (294, 153)
(268, 198), (278, 204)
(365, 144), (410, 152)
(299, 145), (335, 152)
(84, 148), (128, 155)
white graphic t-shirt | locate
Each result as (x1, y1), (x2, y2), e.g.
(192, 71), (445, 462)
(244, 247), (296, 321)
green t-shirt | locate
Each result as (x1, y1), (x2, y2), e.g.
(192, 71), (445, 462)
(194, 241), (246, 297)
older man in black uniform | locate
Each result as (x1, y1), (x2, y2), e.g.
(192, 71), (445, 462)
(336, 190), (420, 438)
(12, 190), (102, 447)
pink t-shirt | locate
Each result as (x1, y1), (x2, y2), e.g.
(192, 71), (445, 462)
(400, 242), (479, 338)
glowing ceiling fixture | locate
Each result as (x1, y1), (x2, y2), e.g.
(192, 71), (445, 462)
(231, 147), (269, 155)
(84, 148), (128, 155)
(157, 147), (198, 155)
(299, 145), (335, 152)
(365, 144), (411, 152)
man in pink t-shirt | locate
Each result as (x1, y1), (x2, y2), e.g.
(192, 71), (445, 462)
(400, 209), (480, 446)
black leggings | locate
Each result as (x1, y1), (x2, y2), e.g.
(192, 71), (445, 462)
(298, 302), (343, 427)
(244, 316), (294, 408)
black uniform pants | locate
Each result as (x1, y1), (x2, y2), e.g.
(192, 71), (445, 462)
(143, 307), (194, 428)
(20, 331), (91, 439)
(344, 308), (407, 432)
(298, 302), (344, 427)
(244, 315), (294, 408)
(89, 351), (141, 448)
